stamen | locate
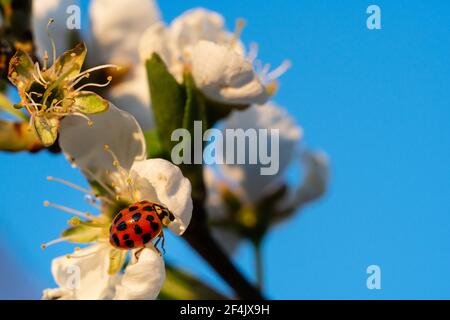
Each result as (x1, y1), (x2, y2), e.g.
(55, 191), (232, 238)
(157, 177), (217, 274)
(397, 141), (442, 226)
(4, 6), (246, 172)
(74, 76), (113, 92)
(43, 200), (93, 220)
(47, 176), (94, 195)
(34, 62), (47, 85)
(41, 236), (74, 250)
(82, 167), (116, 199)
(247, 42), (259, 63)
(68, 216), (81, 226)
(71, 112), (94, 126)
(71, 64), (119, 85)
(104, 144), (138, 201)
(43, 51), (49, 71)
(46, 19), (57, 66)
(231, 18), (246, 47)
(266, 60), (292, 82)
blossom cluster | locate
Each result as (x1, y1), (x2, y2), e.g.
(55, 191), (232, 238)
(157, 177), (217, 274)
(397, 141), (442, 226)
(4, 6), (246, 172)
(0, 0), (329, 300)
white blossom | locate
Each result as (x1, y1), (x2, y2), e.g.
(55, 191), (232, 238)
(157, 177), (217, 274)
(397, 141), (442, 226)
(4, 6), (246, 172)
(42, 105), (192, 299)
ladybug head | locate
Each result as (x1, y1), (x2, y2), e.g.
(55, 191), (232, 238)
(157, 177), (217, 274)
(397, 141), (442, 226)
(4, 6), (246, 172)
(153, 204), (175, 226)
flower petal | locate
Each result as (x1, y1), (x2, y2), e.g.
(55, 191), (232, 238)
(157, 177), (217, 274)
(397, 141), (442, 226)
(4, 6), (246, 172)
(74, 91), (109, 114)
(217, 103), (302, 203)
(278, 150), (330, 212)
(114, 247), (165, 300)
(59, 103), (146, 179)
(191, 40), (269, 105)
(90, 0), (161, 65)
(106, 66), (154, 130)
(50, 244), (112, 300)
(131, 159), (193, 235)
(170, 8), (230, 55)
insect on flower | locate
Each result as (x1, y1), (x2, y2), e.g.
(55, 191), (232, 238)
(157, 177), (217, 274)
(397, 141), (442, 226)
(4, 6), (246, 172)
(8, 20), (119, 146)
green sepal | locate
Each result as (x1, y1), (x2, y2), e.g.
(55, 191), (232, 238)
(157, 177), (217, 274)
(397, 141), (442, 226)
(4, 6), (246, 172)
(49, 42), (87, 81)
(74, 91), (109, 114)
(33, 115), (59, 147)
(7, 49), (34, 88)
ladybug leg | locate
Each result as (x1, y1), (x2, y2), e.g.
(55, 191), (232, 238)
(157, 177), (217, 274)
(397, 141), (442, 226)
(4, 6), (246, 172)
(154, 231), (166, 255)
(134, 247), (145, 260)
(160, 231), (166, 255)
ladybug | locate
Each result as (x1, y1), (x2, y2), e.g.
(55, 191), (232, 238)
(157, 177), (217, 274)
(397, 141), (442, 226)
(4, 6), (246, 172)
(109, 200), (175, 253)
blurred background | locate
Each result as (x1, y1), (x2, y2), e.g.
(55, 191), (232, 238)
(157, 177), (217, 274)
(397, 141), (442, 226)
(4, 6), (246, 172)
(1, 0), (450, 299)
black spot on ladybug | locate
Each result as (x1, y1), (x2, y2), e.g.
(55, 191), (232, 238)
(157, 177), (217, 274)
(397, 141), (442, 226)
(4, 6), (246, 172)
(132, 212), (142, 222)
(113, 213), (122, 224)
(134, 224), (143, 235)
(125, 240), (135, 248)
(112, 233), (120, 247)
(151, 222), (159, 231)
(142, 233), (152, 244)
(123, 234), (130, 240)
(129, 206), (139, 212)
(143, 206), (153, 212)
(116, 221), (127, 231)
(146, 215), (155, 222)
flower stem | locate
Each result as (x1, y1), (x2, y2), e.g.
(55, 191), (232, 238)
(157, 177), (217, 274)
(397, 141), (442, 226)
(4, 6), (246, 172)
(254, 241), (264, 290)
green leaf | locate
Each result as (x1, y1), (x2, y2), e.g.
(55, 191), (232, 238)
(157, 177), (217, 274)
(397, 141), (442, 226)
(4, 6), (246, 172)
(179, 72), (208, 193)
(50, 42), (87, 81)
(7, 49), (34, 88)
(62, 224), (103, 243)
(108, 248), (128, 275)
(146, 53), (186, 153)
(33, 115), (59, 147)
(74, 91), (109, 114)
(159, 263), (227, 300)
(144, 129), (166, 159)
(182, 72), (208, 131)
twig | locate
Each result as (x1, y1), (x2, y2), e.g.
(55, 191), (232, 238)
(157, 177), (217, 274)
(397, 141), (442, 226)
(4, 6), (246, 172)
(183, 197), (265, 300)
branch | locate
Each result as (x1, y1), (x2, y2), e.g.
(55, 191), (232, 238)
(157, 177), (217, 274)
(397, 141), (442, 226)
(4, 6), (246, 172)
(183, 197), (265, 300)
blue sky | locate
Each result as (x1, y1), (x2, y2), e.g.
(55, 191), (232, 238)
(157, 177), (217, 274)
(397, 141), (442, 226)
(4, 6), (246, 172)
(1, 0), (450, 299)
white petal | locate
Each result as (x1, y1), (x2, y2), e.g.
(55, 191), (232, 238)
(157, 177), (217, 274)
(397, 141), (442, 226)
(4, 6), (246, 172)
(90, 0), (161, 65)
(107, 66), (154, 130)
(32, 0), (79, 61)
(218, 103), (302, 203)
(114, 247), (165, 300)
(203, 167), (241, 254)
(170, 8), (229, 53)
(138, 23), (183, 82)
(59, 103), (146, 179)
(279, 150), (330, 212)
(191, 40), (268, 105)
(139, 22), (173, 64)
(42, 288), (75, 300)
(131, 159), (193, 235)
(50, 244), (112, 300)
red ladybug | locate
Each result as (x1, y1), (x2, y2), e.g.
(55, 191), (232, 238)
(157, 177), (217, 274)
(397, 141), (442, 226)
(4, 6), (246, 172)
(109, 200), (175, 253)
